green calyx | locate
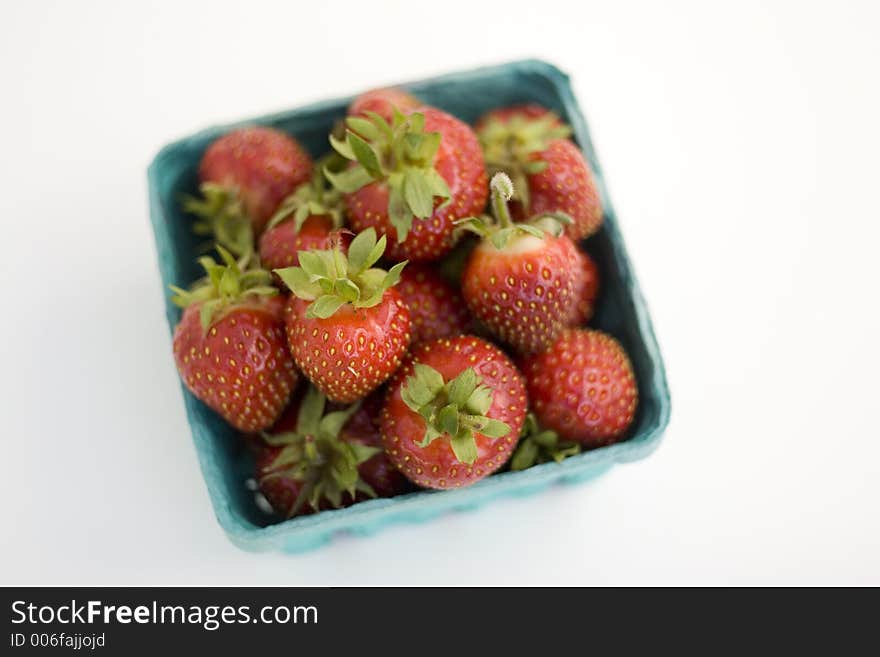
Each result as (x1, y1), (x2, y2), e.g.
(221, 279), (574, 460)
(401, 363), (512, 465)
(260, 385), (379, 517)
(274, 227), (406, 319)
(183, 182), (255, 259)
(325, 109), (452, 243)
(478, 111), (572, 209)
(169, 246), (277, 331)
(455, 173), (572, 250)
(265, 154), (346, 233)
(510, 413), (581, 471)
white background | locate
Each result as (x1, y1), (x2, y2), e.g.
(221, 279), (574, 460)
(2, 0), (878, 585)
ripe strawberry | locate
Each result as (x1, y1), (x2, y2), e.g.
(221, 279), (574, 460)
(381, 335), (527, 489)
(563, 247), (600, 327)
(474, 103), (563, 130)
(184, 126), (313, 256)
(258, 158), (347, 271)
(260, 215), (345, 273)
(476, 105), (602, 240)
(397, 264), (471, 345)
(327, 107), (487, 262)
(520, 328), (638, 447)
(275, 228), (411, 403)
(348, 87), (422, 123)
(256, 385), (394, 518)
(459, 173), (578, 354)
(171, 249), (298, 432)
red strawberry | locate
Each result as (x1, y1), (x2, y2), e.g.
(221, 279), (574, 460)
(171, 250), (298, 432)
(327, 107), (487, 262)
(185, 127), (313, 256)
(348, 87), (422, 123)
(563, 247), (600, 326)
(459, 173), (578, 354)
(396, 264), (471, 345)
(275, 228), (411, 403)
(477, 105), (602, 241)
(259, 215), (345, 272)
(257, 385), (394, 518)
(381, 335), (527, 489)
(521, 328), (638, 447)
(258, 158), (347, 271)
(474, 103), (562, 130)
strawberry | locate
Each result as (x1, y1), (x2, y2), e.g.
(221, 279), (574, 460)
(256, 385), (391, 518)
(397, 264), (471, 345)
(260, 215), (345, 273)
(275, 228), (411, 403)
(327, 107), (487, 262)
(563, 247), (600, 327)
(348, 87), (422, 123)
(258, 157), (347, 271)
(474, 103), (563, 130)
(184, 126), (313, 257)
(171, 249), (298, 432)
(520, 328), (638, 447)
(458, 173), (578, 354)
(476, 104), (602, 241)
(381, 335), (527, 489)
(509, 413), (581, 471)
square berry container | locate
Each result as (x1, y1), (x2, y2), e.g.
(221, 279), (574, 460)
(147, 59), (671, 553)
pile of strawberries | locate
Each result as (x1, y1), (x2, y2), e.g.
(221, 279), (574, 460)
(171, 87), (639, 519)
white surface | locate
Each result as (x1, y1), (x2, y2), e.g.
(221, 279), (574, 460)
(2, 0), (878, 586)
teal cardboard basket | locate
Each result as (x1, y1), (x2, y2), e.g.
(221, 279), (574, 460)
(147, 60), (671, 552)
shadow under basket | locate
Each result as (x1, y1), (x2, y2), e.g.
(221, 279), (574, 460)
(147, 59), (672, 553)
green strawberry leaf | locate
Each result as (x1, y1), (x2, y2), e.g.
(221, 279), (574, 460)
(324, 165), (373, 194)
(334, 278), (360, 303)
(408, 112), (425, 133)
(329, 133), (355, 160)
(297, 250), (329, 280)
(199, 299), (221, 332)
(418, 132), (442, 163)
(363, 111), (393, 140)
(477, 418), (511, 439)
(274, 267), (321, 300)
(438, 404), (460, 437)
(465, 385), (493, 415)
(532, 430), (559, 449)
(447, 368), (478, 406)
(306, 295), (347, 319)
(418, 424), (442, 448)
(517, 224), (545, 239)
(404, 375), (434, 407)
(318, 401), (362, 438)
(345, 116), (380, 141)
(349, 442), (382, 464)
(388, 181), (413, 242)
(413, 363), (444, 395)
(346, 227), (378, 273)
(349, 132), (384, 179)
(296, 384), (326, 436)
(403, 169), (435, 219)
(382, 260), (407, 289)
(510, 439), (539, 471)
(449, 429), (478, 465)
(424, 168), (452, 201)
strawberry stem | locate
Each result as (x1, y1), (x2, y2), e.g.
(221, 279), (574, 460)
(490, 172), (515, 229)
